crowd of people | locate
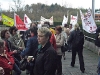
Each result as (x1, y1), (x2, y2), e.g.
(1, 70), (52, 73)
(2, 21), (100, 75)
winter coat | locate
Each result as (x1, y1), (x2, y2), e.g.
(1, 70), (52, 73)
(0, 53), (14, 75)
(34, 41), (57, 75)
(95, 26), (100, 47)
(8, 34), (25, 49)
(68, 29), (84, 48)
(50, 33), (57, 50)
(55, 33), (65, 55)
(21, 35), (38, 57)
(3, 39), (15, 55)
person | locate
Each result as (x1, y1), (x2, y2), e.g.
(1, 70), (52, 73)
(0, 29), (17, 55)
(62, 25), (69, 59)
(98, 58), (100, 75)
(64, 24), (69, 28)
(41, 22), (57, 50)
(24, 23), (37, 74)
(55, 26), (65, 75)
(24, 22), (37, 47)
(49, 28), (57, 50)
(69, 24), (74, 32)
(0, 67), (4, 75)
(95, 26), (100, 48)
(42, 22), (57, 50)
(95, 26), (100, 75)
(67, 23), (85, 73)
(9, 26), (25, 50)
(9, 26), (24, 61)
(21, 27), (38, 75)
(0, 39), (15, 75)
(34, 27), (57, 75)
(21, 26), (38, 57)
(67, 24), (74, 52)
(0, 29), (21, 75)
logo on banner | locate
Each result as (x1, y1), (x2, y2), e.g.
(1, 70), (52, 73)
(80, 9), (97, 33)
(14, 13), (27, 31)
(24, 14), (32, 29)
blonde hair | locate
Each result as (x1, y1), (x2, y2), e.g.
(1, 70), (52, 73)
(74, 23), (80, 30)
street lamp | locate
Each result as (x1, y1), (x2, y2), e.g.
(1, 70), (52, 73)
(0, 3), (2, 15)
(92, 0), (95, 19)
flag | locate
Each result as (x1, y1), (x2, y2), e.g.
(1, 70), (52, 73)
(14, 13), (28, 31)
(1, 14), (14, 27)
(70, 14), (78, 27)
(62, 15), (68, 27)
(24, 14), (32, 29)
(49, 16), (53, 25)
(80, 9), (97, 34)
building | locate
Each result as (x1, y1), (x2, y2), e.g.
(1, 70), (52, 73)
(95, 11), (100, 21)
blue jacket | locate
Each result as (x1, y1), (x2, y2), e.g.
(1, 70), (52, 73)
(21, 35), (38, 57)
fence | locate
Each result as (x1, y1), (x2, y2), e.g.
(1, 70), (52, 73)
(84, 35), (99, 54)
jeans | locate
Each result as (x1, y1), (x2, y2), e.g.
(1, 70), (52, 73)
(56, 55), (62, 75)
(13, 63), (21, 75)
(71, 47), (85, 71)
(98, 57), (100, 75)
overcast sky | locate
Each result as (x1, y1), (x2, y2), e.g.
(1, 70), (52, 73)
(0, 0), (100, 10)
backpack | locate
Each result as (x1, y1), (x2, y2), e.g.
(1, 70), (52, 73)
(72, 30), (84, 47)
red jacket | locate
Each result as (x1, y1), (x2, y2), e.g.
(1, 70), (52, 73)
(4, 41), (14, 55)
(5, 46), (14, 55)
(50, 33), (57, 50)
(0, 53), (15, 75)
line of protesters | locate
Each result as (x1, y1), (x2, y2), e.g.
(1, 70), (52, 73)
(0, 22), (85, 75)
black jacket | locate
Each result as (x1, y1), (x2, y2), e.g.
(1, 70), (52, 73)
(95, 26), (100, 47)
(34, 41), (57, 75)
(68, 29), (84, 48)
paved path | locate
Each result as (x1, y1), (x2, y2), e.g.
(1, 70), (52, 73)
(62, 48), (99, 75)
(21, 48), (99, 75)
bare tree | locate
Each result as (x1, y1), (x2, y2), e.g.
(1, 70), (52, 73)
(12, 0), (25, 12)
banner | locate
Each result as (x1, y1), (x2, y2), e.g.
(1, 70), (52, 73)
(1, 14), (14, 27)
(40, 16), (46, 21)
(24, 14), (32, 29)
(40, 16), (53, 25)
(40, 16), (46, 25)
(49, 16), (53, 25)
(14, 13), (27, 31)
(62, 15), (68, 27)
(80, 9), (97, 34)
